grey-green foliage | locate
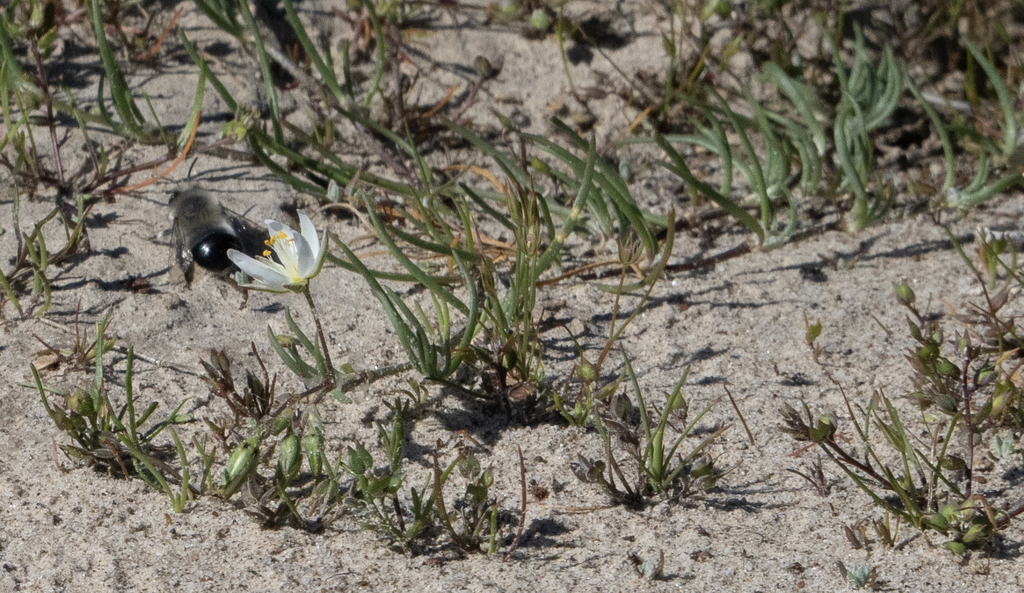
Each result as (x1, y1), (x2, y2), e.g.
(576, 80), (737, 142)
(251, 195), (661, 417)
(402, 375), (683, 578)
(909, 40), (1024, 209)
(184, 0), (670, 410)
(653, 21), (909, 242)
(188, 0), (665, 246)
(325, 130), (665, 403)
(653, 78), (815, 246)
(831, 25), (902, 230)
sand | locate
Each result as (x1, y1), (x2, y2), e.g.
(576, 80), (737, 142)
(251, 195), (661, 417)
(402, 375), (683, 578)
(1, 2), (1023, 591)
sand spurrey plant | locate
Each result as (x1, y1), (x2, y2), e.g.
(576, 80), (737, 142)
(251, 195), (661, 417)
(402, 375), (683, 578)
(781, 249), (1024, 554)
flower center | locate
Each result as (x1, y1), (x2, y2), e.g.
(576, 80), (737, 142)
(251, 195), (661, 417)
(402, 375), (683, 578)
(263, 230), (291, 257)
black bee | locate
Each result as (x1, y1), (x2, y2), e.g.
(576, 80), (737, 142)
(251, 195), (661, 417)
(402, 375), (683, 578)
(168, 186), (268, 284)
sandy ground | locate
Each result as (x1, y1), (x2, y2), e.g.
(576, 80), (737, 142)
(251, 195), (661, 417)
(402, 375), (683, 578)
(2, 2), (1024, 591)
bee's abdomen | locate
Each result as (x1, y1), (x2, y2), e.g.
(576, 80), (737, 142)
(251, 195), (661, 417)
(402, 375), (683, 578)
(191, 232), (243, 271)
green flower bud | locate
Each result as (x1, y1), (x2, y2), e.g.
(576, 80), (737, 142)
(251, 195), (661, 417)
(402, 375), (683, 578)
(922, 512), (949, 532)
(936, 358), (959, 378)
(222, 438), (259, 498)
(691, 459), (715, 478)
(894, 281), (915, 307)
(962, 521), (990, 543)
(809, 415), (835, 442)
(528, 9), (551, 31)
(917, 342), (938, 361)
(530, 157), (551, 176)
(991, 391), (1006, 415)
(907, 319), (922, 341)
(277, 429), (302, 484)
(67, 389), (93, 417)
(270, 411), (293, 436)
(975, 366), (997, 386)
(305, 431), (324, 477)
(474, 56), (493, 77)
(502, 348), (518, 371)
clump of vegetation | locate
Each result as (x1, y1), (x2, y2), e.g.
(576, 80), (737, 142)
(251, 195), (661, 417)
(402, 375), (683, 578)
(35, 310), (198, 512)
(0, 0), (209, 316)
(573, 357), (729, 506)
(10, 0), (1024, 576)
(781, 233), (1024, 555)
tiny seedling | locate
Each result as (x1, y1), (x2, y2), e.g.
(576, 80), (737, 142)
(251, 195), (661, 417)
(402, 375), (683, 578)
(340, 399), (436, 549)
(804, 313), (822, 363)
(431, 451), (503, 555)
(837, 561), (876, 589)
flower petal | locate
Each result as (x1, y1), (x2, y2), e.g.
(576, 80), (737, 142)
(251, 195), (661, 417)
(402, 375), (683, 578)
(292, 232), (316, 279)
(298, 210), (320, 256)
(228, 249), (291, 292)
(311, 233), (328, 275)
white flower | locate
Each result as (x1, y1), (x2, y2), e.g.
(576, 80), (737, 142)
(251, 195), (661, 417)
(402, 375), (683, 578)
(228, 210), (327, 293)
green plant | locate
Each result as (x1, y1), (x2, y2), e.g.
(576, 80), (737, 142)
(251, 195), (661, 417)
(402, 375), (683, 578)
(574, 356), (728, 505)
(549, 219), (675, 426)
(780, 387), (1017, 555)
(187, 0), (667, 415)
(781, 229), (1024, 554)
(431, 450), (503, 555)
(804, 313), (823, 363)
(199, 345), (342, 528)
(829, 26), (903, 231)
(0, 0), (208, 319)
(652, 77), (818, 247)
(326, 134), (672, 412)
(837, 561), (876, 589)
(35, 310), (197, 511)
(182, 0), (680, 428)
(628, 549), (666, 581)
(0, 194), (90, 316)
(339, 399), (436, 549)
(780, 279), (1024, 555)
(648, 19), (909, 245)
(336, 397), (528, 555)
(908, 41), (1024, 209)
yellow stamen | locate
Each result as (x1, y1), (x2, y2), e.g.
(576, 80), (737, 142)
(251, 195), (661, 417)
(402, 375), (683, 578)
(265, 230), (290, 247)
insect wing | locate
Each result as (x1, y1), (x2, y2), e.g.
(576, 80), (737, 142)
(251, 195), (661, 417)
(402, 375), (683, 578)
(228, 209), (270, 259)
(171, 219), (196, 284)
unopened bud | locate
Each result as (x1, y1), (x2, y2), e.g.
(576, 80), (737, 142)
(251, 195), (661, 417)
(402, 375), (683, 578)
(222, 438), (259, 498)
(277, 429), (302, 484)
(894, 281), (915, 307)
(305, 431), (324, 476)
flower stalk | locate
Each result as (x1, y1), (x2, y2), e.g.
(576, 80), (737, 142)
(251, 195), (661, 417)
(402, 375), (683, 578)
(302, 283), (337, 395)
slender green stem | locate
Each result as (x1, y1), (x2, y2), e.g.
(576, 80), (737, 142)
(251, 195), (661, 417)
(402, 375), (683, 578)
(303, 285), (336, 388)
